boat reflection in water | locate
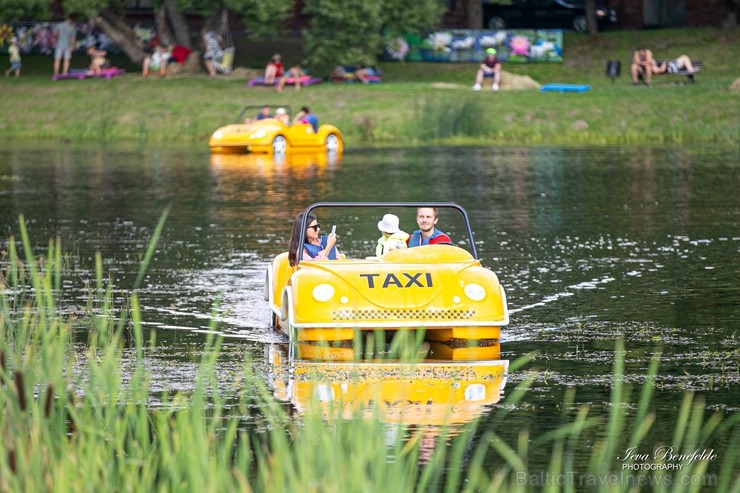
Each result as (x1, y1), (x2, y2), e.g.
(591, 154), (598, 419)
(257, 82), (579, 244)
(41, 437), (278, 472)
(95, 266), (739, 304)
(209, 150), (341, 171)
(267, 341), (508, 428)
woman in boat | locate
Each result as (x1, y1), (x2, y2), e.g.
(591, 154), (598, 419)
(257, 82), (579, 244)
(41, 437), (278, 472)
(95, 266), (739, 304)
(288, 213), (339, 266)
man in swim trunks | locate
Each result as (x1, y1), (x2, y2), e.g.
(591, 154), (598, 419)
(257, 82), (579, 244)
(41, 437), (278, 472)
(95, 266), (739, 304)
(630, 46), (655, 86)
(53, 17), (76, 77)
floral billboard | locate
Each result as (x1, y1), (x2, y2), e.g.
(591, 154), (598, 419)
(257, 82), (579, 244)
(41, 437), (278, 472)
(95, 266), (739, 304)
(384, 29), (563, 63)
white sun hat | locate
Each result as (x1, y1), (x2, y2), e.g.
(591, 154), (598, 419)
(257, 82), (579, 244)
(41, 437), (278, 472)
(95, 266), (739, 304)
(377, 213), (400, 233)
(275, 107), (287, 115)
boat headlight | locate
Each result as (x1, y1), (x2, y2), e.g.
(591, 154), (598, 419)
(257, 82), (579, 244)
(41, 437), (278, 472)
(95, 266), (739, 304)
(464, 384), (486, 401)
(312, 283), (335, 302)
(212, 129), (224, 139)
(250, 129), (266, 139)
(464, 283), (486, 302)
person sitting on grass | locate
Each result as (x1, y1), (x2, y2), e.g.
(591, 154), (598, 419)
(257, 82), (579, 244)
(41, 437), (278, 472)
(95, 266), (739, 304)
(472, 48), (501, 92)
(142, 45), (170, 77)
(630, 46), (655, 86)
(264, 54), (283, 84)
(202, 30), (224, 77)
(87, 47), (108, 75)
(331, 64), (371, 83)
(276, 65), (307, 92)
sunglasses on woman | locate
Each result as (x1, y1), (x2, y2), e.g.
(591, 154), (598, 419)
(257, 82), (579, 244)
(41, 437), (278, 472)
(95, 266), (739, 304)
(307, 223), (321, 231)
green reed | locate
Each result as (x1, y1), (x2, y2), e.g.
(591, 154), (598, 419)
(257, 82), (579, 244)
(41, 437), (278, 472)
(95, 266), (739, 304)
(1, 217), (738, 492)
(407, 96), (490, 143)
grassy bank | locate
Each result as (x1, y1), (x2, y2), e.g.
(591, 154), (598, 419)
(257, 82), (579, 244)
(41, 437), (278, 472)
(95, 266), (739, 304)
(2, 221), (738, 492)
(0, 27), (738, 146)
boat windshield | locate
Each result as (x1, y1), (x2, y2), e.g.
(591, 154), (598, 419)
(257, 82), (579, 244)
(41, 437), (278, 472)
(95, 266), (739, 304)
(300, 203), (480, 261)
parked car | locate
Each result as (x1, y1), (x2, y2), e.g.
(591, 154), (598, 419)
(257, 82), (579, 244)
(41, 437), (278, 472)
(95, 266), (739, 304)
(483, 0), (618, 32)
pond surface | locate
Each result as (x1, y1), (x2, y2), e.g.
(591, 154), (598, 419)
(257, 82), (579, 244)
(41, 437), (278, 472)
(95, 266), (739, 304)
(1, 142), (738, 470)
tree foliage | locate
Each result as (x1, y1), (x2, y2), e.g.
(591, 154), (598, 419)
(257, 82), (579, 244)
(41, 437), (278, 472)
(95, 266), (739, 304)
(380, 0), (446, 37)
(302, 0), (384, 67)
(0, 0), (50, 21)
(63, 0), (128, 18)
(302, 0), (446, 67)
(224, 0), (292, 36)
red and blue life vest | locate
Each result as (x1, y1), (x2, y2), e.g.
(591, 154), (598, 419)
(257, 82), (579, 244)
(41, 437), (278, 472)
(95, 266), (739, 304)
(408, 229), (451, 247)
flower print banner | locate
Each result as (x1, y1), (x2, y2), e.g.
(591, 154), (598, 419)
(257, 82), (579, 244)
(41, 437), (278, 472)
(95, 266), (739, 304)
(383, 29), (563, 63)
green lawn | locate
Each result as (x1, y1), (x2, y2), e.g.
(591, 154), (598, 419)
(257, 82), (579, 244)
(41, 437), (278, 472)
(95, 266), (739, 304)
(1, 27), (738, 145)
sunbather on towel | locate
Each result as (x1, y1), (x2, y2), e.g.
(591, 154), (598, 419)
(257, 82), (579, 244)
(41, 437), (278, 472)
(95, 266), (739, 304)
(87, 47), (108, 75)
(276, 65), (307, 92)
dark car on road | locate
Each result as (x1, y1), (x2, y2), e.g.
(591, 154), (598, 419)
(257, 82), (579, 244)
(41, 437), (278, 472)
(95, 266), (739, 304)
(483, 0), (618, 32)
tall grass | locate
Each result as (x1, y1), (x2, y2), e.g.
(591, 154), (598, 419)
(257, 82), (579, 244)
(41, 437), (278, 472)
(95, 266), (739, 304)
(1, 217), (738, 492)
(404, 96), (490, 143)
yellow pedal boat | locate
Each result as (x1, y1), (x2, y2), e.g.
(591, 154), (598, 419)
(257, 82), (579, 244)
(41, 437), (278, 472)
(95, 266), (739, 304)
(209, 105), (343, 155)
(266, 202), (509, 343)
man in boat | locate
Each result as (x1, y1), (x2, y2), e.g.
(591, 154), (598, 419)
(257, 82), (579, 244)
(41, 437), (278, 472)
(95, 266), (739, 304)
(407, 207), (452, 247)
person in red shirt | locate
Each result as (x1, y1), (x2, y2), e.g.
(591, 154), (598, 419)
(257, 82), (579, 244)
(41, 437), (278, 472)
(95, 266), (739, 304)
(472, 48), (501, 91)
(264, 54), (283, 84)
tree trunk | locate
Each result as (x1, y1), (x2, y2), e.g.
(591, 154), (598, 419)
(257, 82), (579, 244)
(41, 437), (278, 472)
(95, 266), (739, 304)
(154, 6), (175, 47)
(585, 0), (598, 37)
(164, 0), (192, 48)
(92, 9), (148, 65)
(467, 0), (483, 29)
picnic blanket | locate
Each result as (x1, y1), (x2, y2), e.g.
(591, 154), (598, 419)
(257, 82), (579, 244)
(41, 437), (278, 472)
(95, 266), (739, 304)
(52, 68), (126, 81)
(247, 75), (323, 87)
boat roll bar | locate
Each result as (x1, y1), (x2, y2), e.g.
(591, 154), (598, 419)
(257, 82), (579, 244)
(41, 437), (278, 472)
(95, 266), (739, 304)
(298, 202), (478, 262)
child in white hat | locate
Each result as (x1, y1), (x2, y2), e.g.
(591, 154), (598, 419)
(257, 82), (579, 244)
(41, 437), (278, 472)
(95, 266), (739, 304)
(376, 213), (410, 257)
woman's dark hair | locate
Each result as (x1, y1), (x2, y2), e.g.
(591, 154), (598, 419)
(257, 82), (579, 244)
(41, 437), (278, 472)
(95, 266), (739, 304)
(288, 212), (317, 267)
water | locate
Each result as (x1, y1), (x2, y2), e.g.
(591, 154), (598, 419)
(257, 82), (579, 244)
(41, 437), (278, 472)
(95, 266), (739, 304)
(1, 142), (738, 468)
